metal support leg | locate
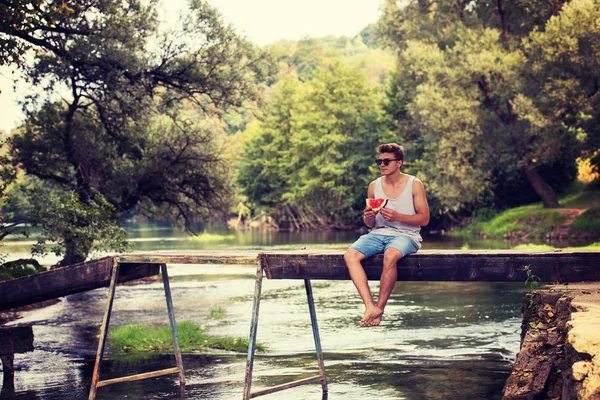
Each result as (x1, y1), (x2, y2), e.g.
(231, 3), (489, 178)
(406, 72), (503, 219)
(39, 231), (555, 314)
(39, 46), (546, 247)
(161, 264), (186, 387)
(305, 279), (328, 395)
(243, 268), (328, 399)
(244, 263), (264, 400)
(88, 262), (185, 399)
(89, 260), (120, 400)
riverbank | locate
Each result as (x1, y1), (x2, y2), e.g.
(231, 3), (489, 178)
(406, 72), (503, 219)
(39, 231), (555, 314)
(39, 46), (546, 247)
(503, 283), (600, 399)
(451, 188), (600, 243)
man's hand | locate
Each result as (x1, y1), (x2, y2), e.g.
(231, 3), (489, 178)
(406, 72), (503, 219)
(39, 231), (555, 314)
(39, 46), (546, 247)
(363, 206), (377, 219)
(363, 206), (376, 227)
(379, 207), (398, 222)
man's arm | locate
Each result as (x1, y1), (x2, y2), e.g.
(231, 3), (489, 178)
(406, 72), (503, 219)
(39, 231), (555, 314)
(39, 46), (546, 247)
(411, 178), (430, 226)
(363, 181), (376, 228)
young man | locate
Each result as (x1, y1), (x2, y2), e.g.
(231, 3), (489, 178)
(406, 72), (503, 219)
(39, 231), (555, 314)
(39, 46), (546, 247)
(344, 143), (430, 327)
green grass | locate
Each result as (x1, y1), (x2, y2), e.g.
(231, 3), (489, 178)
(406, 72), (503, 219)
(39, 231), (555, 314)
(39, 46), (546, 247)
(109, 320), (266, 353)
(459, 203), (566, 238)
(568, 207), (600, 239)
(207, 305), (227, 319)
(574, 242), (600, 250)
(559, 190), (600, 208)
(452, 186), (600, 241)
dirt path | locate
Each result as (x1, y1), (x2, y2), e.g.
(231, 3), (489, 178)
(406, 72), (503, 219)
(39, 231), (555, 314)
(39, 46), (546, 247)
(551, 208), (587, 240)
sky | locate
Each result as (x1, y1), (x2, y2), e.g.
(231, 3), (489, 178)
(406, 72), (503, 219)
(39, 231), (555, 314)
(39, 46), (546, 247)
(0, 0), (384, 133)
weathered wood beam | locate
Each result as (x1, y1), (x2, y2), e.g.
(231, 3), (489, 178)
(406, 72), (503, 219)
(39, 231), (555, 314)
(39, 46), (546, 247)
(116, 250), (600, 282)
(0, 257), (159, 311)
(0, 326), (34, 355)
(259, 251), (600, 282)
(2, 250), (598, 312)
(117, 251), (260, 265)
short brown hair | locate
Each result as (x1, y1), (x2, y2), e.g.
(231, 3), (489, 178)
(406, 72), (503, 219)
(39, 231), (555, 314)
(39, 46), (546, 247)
(378, 143), (404, 161)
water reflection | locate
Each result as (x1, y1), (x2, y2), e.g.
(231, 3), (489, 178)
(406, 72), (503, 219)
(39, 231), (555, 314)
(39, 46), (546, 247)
(1, 222), (582, 256)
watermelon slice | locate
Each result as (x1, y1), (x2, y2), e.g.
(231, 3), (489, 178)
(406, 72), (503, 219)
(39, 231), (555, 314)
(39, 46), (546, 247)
(366, 198), (388, 211)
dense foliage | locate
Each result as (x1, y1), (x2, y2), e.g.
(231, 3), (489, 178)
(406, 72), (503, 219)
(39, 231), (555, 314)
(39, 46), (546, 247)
(233, 0), (600, 230)
(376, 0), (598, 221)
(2, 0), (600, 266)
(237, 65), (394, 229)
(0, 0), (276, 264)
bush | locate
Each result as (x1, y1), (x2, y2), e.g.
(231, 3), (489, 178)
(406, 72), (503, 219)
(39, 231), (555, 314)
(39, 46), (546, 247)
(0, 258), (45, 281)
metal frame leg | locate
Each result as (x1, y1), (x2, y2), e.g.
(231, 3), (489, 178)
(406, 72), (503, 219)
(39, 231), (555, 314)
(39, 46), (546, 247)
(305, 279), (328, 395)
(161, 264), (186, 387)
(244, 263), (264, 400)
(243, 270), (328, 399)
(88, 262), (185, 399)
(89, 260), (120, 400)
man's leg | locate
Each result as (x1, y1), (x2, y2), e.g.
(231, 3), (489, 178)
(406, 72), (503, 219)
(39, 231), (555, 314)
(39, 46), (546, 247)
(344, 248), (382, 326)
(368, 248), (403, 326)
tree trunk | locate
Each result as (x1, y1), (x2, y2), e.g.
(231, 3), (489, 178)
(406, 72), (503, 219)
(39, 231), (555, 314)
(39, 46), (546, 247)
(497, 0), (509, 42)
(57, 238), (88, 267)
(59, 250), (86, 267)
(523, 159), (559, 208)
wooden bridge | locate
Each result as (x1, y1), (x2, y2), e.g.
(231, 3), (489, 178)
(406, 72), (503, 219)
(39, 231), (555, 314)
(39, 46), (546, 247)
(1, 250), (599, 399)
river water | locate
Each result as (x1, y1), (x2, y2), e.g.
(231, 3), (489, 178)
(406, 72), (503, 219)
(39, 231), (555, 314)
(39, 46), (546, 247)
(1, 224), (529, 400)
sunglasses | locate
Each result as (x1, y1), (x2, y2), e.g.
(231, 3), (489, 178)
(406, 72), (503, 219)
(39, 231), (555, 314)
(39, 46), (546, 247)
(375, 158), (400, 166)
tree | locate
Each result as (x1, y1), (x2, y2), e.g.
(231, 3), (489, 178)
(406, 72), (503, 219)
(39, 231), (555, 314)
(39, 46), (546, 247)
(0, 133), (18, 243)
(1, 0), (277, 265)
(237, 64), (393, 229)
(236, 74), (304, 226)
(292, 62), (394, 226)
(291, 38), (325, 81)
(0, 135), (42, 278)
(525, 0), (600, 170)
(0, 0), (77, 67)
(376, 0), (588, 215)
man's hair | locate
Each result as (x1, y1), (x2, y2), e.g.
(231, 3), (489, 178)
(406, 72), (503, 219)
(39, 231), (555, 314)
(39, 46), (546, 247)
(378, 143), (404, 161)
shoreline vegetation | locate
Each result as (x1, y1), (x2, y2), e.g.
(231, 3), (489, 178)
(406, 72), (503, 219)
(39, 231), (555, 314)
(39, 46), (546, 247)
(449, 186), (600, 245)
(108, 305), (266, 354)
(109, 320), (266, 355)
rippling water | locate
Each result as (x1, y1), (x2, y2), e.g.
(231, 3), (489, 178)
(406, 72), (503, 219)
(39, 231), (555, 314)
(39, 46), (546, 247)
(1, 225), (528, 399)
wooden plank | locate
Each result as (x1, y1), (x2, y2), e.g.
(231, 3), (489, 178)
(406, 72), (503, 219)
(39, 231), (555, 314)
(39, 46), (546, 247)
(4, 250), (597, 312)
(0, 257), (159, 311)
(259, 250), (600, 282)
(0, 326), (34, 354)
(117, 251), (260, 265)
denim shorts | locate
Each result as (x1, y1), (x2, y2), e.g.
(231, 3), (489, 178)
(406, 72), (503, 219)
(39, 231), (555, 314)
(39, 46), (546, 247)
(349, 233), (420, 258)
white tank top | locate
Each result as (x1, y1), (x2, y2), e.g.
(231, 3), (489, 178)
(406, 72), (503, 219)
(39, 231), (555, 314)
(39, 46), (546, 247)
(371, 175), (422, 244)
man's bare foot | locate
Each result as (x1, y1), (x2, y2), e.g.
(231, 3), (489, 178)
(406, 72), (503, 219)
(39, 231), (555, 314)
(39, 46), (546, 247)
(369, 314), (383, 326)
(361, 305), (383, 326)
